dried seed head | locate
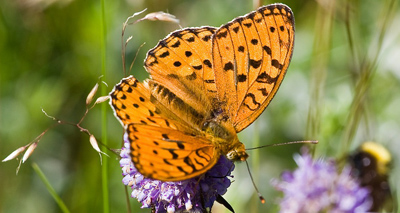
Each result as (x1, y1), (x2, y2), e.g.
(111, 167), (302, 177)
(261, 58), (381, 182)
(86, 83), (99, 105)
(95, 96), (110, 105)
(89, 135), (109, 157)
(22, 142), (38, 163)
(138, 12), (180, 24)
(89, 135), (101, 153)
(2, 146), (27, 162)
(89, 135), (109, 165)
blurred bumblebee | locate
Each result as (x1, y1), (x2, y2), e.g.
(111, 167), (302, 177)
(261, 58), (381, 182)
(348, 141), (393, 212)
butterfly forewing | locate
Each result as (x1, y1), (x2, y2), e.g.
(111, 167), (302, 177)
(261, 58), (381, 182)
(144, 27), (221, 131)
(145, 27), (218, 111)
(126, 124), (219, 181)
(212, 4), (295, 132)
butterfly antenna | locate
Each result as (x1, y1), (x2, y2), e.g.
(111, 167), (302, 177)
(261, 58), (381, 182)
(129, 42), (146, 73)
(245, 160), (265, 204)
(121, 9), (147, 77)
(246, 140), (318, 151)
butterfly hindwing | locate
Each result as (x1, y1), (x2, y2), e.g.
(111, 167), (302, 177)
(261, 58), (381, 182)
(126, 124), (219, 181)
(110, 76), (178, 129)
(212, 4), (295, 132)
(110, 76), (219, 181)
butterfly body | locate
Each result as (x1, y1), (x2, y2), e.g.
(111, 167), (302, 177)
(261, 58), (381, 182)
(111, 3), (295, 181)
(149, 77), (248, 161)
(202, 114), (248, 162)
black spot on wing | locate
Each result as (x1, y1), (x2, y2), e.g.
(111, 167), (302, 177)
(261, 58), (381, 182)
(202, 35), (211, 42)
(247, 12), (255, 19)
(263, 46), (272, 55)
(147, 117), (156, 123)
(177, 166), (188, 174)
(223, 62), (234, 71)
(249, 59), (262, 69)
(168, 149), (178, 159)
(243, 22), (252, 28)
(185, 51), (192, 57)
(162, 134), (169, 139)
(184, 157), (195, 171)
(170, 40), (181, 48)
(237, 74), (247, 82)
(186, 36), (195, 42)
(254, 18), (262, 23)
(186, 72), (197, 80)
(177, 142), (185, 149)
(164, 159), (172, 165)
(256, 72), (278, 84)
(271, 59), (283, 69)
(192, 65), (203, 70)
(194, 158), (204, 167)
(270, 27), (275, 33)
(167, 74), (179, 79)
(216, 29), (228, 39)
(196, 149), (211, 161)
(159, 51), (170, 58)
(173, 61), (182, 67)
(203, 60), (212, 68)
(244, 93), (261, 111)
(258, 88), (269, 96)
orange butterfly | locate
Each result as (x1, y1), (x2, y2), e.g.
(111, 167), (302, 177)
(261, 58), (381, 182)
(110, 3), (295, 181)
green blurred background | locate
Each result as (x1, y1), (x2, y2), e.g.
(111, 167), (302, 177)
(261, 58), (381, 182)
(1, 0), (399, 212)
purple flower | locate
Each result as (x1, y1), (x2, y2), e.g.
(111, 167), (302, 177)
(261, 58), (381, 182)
(120, 133), (234, 213)
(272, 149), (372, 213)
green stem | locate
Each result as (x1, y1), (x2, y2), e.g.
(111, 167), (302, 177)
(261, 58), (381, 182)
(32, 163), (70, 213)
(100, 0), (109, 212)
(306, 0), (334, 155)
(250, 120), (260, 212)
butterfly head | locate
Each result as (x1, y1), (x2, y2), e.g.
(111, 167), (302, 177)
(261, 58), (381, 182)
(226, 142), (248, 162)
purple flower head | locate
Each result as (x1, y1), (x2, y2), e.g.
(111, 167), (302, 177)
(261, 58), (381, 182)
(272, 149), (372, 213)
(120, 133), (234, 213)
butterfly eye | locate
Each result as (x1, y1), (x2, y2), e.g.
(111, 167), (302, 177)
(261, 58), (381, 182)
(226, 149), (248, 161)
(226, 151), (236, 160)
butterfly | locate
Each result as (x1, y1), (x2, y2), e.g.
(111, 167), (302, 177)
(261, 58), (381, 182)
(110, 3), (295, 181)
